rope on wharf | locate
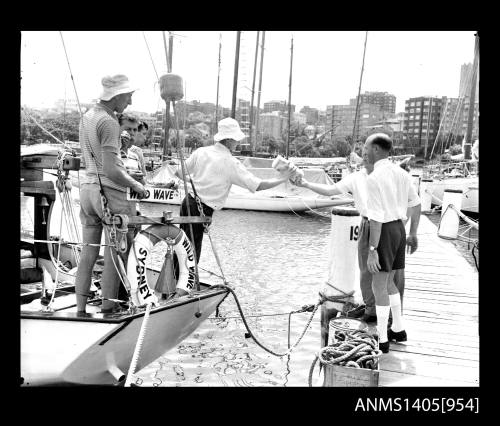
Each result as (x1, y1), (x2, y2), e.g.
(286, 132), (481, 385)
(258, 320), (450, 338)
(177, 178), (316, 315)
(308, 328), (381, 387)
(210, 284), (320, 358)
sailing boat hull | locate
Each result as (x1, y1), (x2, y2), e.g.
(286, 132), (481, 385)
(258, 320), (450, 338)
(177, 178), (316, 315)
(21, 285), (228, 386)
(133, 186), (351, 212)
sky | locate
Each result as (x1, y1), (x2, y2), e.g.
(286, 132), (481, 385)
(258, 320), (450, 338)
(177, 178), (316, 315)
(20, 30), (477, 115)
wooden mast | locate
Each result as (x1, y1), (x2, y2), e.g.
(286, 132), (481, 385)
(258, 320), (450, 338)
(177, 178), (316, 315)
(231, 31), (241, 119)
(255, 31), (266, 151)
(423, 97), (433, 159)
(162, 31), (172, 161)
(214, 33), (222, 132)
(249, 31), (260, 153)
(352, 31), (368, 146)
(286, 36), (294, 159)
(464, 32), (479, 160)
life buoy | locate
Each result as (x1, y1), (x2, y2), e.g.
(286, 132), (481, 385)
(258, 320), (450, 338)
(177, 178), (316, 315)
(126, 224), (196, 306)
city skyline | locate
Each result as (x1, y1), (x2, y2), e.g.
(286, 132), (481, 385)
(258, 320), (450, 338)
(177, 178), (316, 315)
(21, 31), (477, 114)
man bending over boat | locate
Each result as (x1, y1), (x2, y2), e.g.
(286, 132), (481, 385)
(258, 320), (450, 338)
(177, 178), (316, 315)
(172, 117), (293, 296)
(75, 74), (147, 314)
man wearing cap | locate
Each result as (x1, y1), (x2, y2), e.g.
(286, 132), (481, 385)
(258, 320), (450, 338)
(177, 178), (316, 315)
(75, 74), (147, 314)
(172, 117), (293, 295)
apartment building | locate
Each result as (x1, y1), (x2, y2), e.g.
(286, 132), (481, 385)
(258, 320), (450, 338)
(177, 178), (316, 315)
(350, 91), (396, 115)
(326, 103), (385, 139)
(403, 97), (442, 152)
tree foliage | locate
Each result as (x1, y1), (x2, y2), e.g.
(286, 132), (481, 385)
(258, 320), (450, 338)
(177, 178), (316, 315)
(449, 143), (463, 155)
(21, 110), (81, 144)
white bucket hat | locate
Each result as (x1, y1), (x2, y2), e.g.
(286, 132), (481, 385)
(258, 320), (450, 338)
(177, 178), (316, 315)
(99, 74), (136, 101)
(214, 117), (246, 142)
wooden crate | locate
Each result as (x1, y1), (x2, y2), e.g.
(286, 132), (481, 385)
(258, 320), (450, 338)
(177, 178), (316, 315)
(324, 364), (379, 387)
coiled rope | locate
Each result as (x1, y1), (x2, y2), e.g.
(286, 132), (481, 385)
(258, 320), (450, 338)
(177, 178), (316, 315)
(308, 328), (381, 387)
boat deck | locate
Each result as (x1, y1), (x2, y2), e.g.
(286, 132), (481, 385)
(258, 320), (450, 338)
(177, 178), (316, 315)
(375, 213), (479, 386)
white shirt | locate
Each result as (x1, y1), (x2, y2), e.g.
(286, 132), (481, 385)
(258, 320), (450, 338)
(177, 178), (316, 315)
(184, 142), (262, 210)
(335, 169), (369, 217)
(366, 158), (421, 223)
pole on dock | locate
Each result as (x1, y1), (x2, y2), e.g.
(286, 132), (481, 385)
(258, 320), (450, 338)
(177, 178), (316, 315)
(411, 174), (421, 196)
(419, 179), (434, 212)
(438, 189), (463, 240)
(321, 206), (361, 348)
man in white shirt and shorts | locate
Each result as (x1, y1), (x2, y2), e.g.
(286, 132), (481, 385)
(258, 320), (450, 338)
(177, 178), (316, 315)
(364, 133), (421, 353)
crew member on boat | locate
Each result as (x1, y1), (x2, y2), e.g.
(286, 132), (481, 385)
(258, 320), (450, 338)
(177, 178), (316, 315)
(74, 74), (147, 314)
(172, 117), (293, 295)
(364, 133), (421, 353)
(118, 113), (145, 184)
(296, 147), (406, 324)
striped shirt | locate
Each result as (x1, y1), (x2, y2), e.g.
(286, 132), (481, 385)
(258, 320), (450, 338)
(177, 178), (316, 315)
(79, 103), (127, 192)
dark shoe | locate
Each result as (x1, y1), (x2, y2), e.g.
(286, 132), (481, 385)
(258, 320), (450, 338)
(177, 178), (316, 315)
(346, 304), (365, 318)
(379, 341), (390, 353)
(388, 328), (407, 342)
(360, 313), (377, 323)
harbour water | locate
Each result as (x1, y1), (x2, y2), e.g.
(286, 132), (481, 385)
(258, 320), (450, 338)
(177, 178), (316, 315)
(135, 202), (332, 387)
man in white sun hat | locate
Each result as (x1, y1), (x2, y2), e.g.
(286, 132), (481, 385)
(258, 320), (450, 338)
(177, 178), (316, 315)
(75, 74), (148, 314)
(172, 117), (293, 295)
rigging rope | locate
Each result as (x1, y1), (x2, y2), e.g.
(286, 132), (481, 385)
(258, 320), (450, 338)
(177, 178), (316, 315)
(142, 31), (160, 81)
(210, 284), (320, 357)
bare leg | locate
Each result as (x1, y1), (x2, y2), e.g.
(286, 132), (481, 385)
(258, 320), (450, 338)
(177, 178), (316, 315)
(100, 229), (122, 312)
(75, 225), (102, 312)
(387, 270), (398, 295)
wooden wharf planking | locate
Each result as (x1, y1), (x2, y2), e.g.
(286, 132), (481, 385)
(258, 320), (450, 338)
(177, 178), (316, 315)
(377, 214), (479, 387)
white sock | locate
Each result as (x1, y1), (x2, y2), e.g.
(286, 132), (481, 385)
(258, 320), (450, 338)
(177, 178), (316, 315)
(375, 305), (390, 343)
(389, 293), (404, 332)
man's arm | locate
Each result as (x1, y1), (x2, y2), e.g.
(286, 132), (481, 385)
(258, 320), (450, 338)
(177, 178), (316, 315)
(256, 176), (290, 191)
(367, 219), (382, 273)
(406, 203), (421, 254)
(365, 175), (385, 274)
(405, 174), (421, 254)
(102, 150), (146, 196)
(295, 179), (343, 196)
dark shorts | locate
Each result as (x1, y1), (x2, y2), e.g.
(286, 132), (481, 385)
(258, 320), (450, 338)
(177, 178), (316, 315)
(377, 220), (406, 272)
